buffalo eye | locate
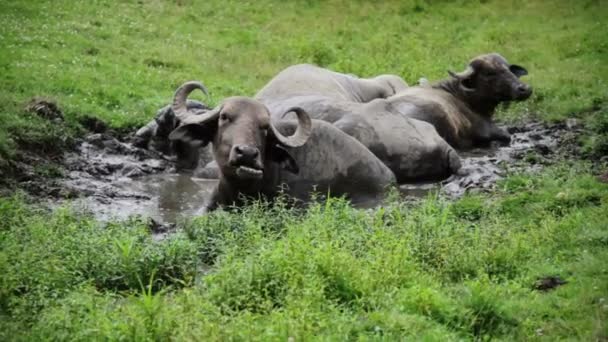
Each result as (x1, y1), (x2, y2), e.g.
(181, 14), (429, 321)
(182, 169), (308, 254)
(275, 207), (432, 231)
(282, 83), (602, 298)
(219, 112), (230, 122)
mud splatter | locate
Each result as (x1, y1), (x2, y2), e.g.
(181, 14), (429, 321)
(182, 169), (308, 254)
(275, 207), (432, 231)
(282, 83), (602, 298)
(26, 98), (64, 122)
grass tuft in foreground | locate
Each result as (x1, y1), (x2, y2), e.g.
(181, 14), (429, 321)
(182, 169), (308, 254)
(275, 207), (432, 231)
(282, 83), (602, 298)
(1, 164), (607, 340)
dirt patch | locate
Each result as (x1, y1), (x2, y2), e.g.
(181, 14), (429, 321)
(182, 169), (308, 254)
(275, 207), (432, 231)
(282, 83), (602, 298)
(56, 120), (582, 224)
(53, 133), (218, 224)
(78, 115), (109, 133)
(25, 98), (64, 122)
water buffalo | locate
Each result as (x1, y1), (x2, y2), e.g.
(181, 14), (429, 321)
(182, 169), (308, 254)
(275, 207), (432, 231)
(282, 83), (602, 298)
(133, 100), (208, 152)
(168, 82), (395, 212)
(387, 53), (533, 148)
(256, 63), (409, 103)
(133, 99), (214, 171)
(256, 66), (461, 183)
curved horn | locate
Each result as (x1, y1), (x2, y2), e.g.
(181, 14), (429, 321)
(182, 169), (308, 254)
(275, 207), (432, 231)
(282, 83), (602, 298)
(269, 107), (312, 148)
(171, 81), (209, 121)
(448, 65), (474, 80)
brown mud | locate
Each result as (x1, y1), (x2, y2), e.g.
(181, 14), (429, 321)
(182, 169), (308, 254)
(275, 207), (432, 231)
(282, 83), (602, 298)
(10, 118), (584, 226)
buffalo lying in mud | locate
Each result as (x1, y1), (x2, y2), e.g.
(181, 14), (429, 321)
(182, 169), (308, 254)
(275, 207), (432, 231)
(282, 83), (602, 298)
(256, 63), (409, 103)
(134, 52), (529, 186)
(387, 53), (532, 148)
(255, 53), (531, 177)
(256, 64), (461, 182)
(133, 99), (211, 171)
(135, 66), (460, 183)
(132, 68), (409, 171)
(167, 82), (395, 212)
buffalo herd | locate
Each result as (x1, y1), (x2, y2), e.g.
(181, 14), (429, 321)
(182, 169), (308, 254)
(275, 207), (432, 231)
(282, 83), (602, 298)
(133, 53), (532, 212)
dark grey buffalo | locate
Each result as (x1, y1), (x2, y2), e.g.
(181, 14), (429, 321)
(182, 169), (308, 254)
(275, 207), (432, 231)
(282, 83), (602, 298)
(133, 99), (213, 171)
(387, 53), (533, 148)
(168, 82), (395, 212)
(256, 65), (461, 183)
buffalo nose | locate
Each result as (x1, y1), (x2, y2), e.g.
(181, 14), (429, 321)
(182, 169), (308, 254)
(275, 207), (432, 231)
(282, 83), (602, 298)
(518, 84), (531, 95)
(233, 145), (259, 161)
(515, 84), (532, 99)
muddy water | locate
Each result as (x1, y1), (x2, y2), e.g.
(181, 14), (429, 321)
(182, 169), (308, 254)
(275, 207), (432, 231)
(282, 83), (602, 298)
(65, 174), (217, 223)
(55, 121), (579, 224)
(55, 133), (217, 225)
(400, 120), (580, 198)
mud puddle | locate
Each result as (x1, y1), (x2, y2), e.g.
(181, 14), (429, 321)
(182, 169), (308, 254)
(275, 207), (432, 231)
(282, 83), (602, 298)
(63, 174), (217, 223)
(400, 120), (582, 198)
(53, 133), (217, 226)
(51, 120), (581, 225)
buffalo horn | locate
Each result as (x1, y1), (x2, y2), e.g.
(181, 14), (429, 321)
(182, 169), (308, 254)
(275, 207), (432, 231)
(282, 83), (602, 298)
(171, 81), (209, 121)
(269, 107), (312, 148)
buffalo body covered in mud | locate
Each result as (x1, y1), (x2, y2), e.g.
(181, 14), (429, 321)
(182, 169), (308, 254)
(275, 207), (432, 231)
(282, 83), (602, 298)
(387, 53), (533, 148)
(168, 82), (395, 212)
(256, 65), (461, 182)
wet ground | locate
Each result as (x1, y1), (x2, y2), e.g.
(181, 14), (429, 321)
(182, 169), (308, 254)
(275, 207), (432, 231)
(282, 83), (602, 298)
(51, 120), (582, 225)
(401, 120), (582, 198)
(54, 133), (217, 226)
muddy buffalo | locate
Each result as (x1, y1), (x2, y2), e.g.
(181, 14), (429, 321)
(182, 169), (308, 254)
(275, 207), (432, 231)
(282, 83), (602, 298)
(168, 82), (395, 212)
(132, 83), (212, 171)
(134, 64), (407, 158)
(133, 99), (213, 171)
(134, 65), (457, 182)
(256, 63), (409, 103)
(256, 65), (461, 183)
(387, 53), (533, 148)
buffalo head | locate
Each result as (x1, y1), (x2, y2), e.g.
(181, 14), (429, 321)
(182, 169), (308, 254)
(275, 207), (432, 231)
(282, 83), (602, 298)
(169, 81), (312, 184)
(448, 53), (532, 113)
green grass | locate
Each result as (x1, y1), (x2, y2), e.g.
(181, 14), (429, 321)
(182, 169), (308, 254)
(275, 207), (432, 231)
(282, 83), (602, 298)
(0, 0), (607, 158)
(1, 164), (607, 340)
(1, 0), (608, 340)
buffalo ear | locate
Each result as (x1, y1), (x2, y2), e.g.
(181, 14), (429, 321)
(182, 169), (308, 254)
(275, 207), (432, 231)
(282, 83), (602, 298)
(268, 144), (299, 174)
(169, 122), (216, 148)
(509, 64), (528, 78)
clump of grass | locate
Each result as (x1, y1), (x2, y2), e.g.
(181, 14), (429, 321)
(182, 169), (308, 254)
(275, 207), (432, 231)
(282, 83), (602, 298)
(581, 106), (608, 159)
(0, 196), (201, 328)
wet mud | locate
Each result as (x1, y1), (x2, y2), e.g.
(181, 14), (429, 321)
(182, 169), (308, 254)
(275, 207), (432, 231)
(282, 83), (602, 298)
(47, 120), (581, 225)
(400, 120), (583, 198)
(53, 133), (217, 226)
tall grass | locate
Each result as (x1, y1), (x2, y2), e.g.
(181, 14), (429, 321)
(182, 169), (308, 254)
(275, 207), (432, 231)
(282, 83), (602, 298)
(1, 165), (607, 340)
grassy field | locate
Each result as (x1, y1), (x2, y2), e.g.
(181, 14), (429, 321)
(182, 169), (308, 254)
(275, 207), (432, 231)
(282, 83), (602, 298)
(1, 165), (607, 340)
(1, 0), (607, 340)
(1, 0), (607, 158)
